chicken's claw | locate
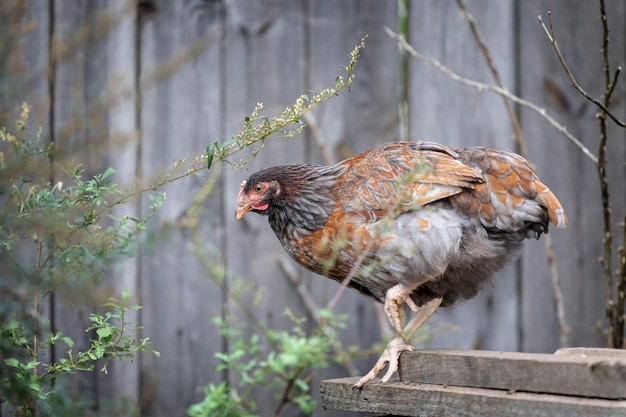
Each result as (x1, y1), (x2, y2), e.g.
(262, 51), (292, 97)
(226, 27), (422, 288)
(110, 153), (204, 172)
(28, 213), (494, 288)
(352, 337), (414, 388)
(384, 283), (420, 335)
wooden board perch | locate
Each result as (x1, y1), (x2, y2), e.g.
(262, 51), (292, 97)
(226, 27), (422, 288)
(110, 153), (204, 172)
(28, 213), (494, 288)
(320, 349), (626, 417)
(398, 348), (626, 399)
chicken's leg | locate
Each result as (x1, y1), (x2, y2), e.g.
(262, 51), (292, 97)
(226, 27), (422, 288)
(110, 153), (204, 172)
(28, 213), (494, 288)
(384, 282), (422, 335)
(353, 296), (442, 388)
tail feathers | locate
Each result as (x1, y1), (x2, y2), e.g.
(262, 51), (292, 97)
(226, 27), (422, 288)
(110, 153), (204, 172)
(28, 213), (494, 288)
(535, 181), (568, 229)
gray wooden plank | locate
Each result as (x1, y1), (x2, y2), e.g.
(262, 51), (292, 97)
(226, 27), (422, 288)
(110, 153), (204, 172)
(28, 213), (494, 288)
(519, 0), (625, 352)
(398, 349), (626, 400)
(305, 4), (401, 416)
(321, 377), (626, 417)
(102, 1), (140, 406)
(406, 0), (519, 353)
(0, 3), (52, 416)
(220, 1), (311, 416)
(50, 0), (114, 407)
(555, 347), (626, 359)
(138, 1), (225, 415)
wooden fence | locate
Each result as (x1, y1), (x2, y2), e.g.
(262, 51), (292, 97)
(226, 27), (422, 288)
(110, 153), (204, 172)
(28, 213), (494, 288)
(1, 1), (625, 416)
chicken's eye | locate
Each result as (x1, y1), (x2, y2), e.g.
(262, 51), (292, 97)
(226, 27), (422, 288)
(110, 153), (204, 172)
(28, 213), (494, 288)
(254, 184), (264, 194)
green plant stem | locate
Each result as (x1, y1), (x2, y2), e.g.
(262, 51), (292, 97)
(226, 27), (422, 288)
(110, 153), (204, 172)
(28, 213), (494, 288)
(272, 366), (305, 417)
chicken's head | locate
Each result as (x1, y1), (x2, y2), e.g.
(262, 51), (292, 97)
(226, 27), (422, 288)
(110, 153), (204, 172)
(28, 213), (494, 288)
(235, 178), (279, 219)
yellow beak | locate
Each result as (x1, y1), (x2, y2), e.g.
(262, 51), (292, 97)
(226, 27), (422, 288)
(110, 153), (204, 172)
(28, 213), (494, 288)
(235, 204), (253, 220)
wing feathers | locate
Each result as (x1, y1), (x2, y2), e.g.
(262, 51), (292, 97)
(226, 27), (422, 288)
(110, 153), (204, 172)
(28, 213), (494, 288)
(336, 142), (568, 232)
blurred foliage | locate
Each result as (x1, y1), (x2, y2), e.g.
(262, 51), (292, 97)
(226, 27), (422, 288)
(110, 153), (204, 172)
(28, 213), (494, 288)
(188, 309), (347, 417)
(0, 105), (160, 416)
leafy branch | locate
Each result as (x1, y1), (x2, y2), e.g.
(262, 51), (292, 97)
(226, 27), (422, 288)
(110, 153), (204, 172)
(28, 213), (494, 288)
(44, 290), (159, 375)
(98, 37), (367, 218)
(0, 104), (162, 416)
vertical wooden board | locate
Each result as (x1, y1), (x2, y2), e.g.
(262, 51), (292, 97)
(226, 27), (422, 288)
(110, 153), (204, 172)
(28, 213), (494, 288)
(0, 3), (51, 416)
(0, 0), (51, 126)
(304, 3), (403, 416)
(518, 0), (625, 352)
(220, 2), (312, 416)
(101, 1), (140, 406)
(50, 0), (115, 406)
(406, 1), (519, 352)
(307, 0), (402, 157)
(138, 1), (225, 415)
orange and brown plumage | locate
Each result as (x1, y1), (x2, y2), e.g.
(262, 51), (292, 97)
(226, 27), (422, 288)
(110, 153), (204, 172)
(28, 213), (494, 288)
(235, 141), (568, 387)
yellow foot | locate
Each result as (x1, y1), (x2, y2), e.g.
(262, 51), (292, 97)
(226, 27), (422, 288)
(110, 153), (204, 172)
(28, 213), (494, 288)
(353, 337), (415, 388)
(384, 283), (419, 335)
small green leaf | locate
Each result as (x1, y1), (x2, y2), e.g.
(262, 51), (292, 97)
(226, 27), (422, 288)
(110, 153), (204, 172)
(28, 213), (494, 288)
(5, 357), (20, 367)
(100, 167), (116, 180)
(97, 327), (113, 339)
(206, 143), (215, 170)
(62, 336), (75, 348)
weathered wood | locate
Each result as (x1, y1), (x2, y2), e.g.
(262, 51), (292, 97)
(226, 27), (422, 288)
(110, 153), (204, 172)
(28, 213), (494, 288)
(407, 0), (519, 352)
(321, 377), (626, 417)
(398, 349), (626, 400)
(102, 0), (140, 405)
(305, 2), (401, 416)
(138, 1), (225, 415)
(519, 0), (626, 352)
(50, 0), (115, 406)
(555, 347), (626, 358)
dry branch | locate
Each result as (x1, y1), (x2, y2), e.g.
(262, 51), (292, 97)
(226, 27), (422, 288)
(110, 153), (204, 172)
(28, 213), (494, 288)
(454, 0), (526, 157)
(538, 2), (626, 348)
(383, 26), (599, 166)
(537, 13), (625, 128)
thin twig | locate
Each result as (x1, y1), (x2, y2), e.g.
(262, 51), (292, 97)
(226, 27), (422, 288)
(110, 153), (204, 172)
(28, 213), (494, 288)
(455, 0), (569, 346)
(545, 234), (570, 343)
(617, 217), (626, 347)
(383, 26), (599, 166)
(273, 368), (304, 417)
(538, 13), (625, 128)
(455, 0), (527, 157)
(301, 112), (335, 166)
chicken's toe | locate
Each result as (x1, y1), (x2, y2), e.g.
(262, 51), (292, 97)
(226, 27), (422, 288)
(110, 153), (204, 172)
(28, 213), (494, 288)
(384, 283), (420, 334)
(352, 336), (415, 388)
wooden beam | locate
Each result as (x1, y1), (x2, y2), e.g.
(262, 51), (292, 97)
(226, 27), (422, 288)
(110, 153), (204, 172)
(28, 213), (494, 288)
(320, 377), (626, 417)
(397, 349), (626, 400)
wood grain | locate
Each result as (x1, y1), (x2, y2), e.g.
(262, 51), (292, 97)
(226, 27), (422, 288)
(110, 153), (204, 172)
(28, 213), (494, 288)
(398, 349), (626, 400)
(321, 377), (626, 417)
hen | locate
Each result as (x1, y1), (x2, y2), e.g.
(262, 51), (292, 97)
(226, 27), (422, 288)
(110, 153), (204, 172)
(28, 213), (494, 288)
(235, 141), (568, 388)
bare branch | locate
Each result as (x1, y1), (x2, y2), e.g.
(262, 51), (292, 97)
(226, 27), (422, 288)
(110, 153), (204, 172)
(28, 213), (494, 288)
(301, 112), (335, 166)
(617, 217), (626, 347)
(455, 0), (527, 158)
(383, 26), (599, 166)
(537, 13), (626, 128)
(544, 234), (570, 346)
